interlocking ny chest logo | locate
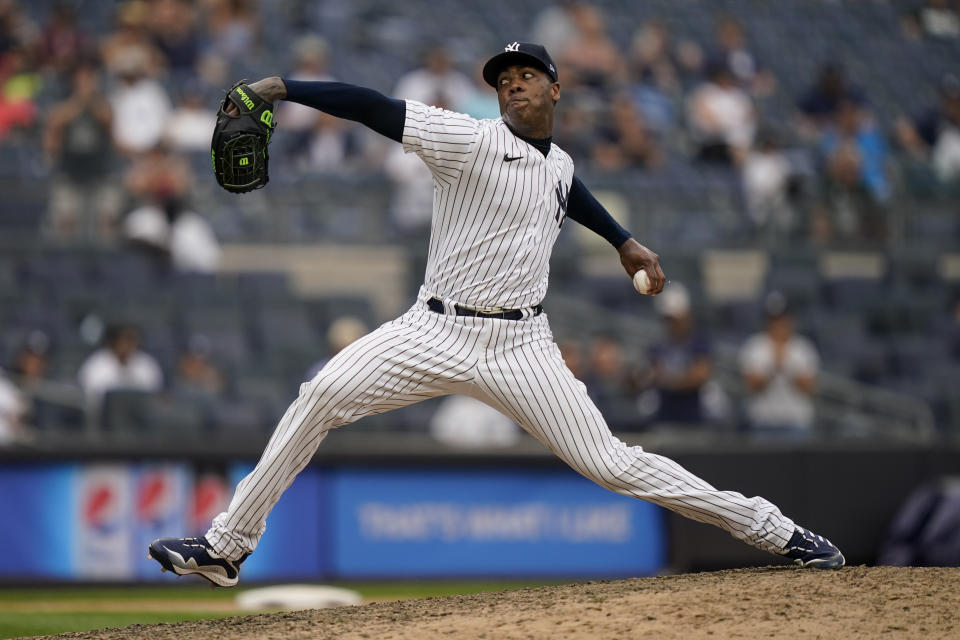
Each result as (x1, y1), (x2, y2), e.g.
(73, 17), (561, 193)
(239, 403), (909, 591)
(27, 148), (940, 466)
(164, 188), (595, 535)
(505, 42), (520, 52)
(555, 182), (570, 228)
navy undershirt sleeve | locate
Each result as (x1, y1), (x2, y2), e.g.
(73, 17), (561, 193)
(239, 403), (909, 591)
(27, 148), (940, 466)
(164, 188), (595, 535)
(566, 175), (632, 248)
(282, 79), (405, 143)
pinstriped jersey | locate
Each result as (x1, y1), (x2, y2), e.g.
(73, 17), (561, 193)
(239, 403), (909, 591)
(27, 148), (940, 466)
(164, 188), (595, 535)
(402, 99), (575, 310)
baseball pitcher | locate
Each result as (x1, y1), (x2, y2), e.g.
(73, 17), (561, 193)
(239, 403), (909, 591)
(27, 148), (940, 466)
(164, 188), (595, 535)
(150, 43), (843, 586)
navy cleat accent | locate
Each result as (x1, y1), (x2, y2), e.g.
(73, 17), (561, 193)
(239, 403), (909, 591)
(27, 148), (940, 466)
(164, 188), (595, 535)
(781, 527), (845, 569)
(148, 537), (248, 587)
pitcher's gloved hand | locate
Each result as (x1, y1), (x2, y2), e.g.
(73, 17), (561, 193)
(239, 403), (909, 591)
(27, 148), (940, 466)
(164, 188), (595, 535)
(211, 81), (277, 193)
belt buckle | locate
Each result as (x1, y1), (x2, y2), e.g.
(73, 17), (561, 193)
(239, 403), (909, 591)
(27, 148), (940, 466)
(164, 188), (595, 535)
(458, 303), (503, 317)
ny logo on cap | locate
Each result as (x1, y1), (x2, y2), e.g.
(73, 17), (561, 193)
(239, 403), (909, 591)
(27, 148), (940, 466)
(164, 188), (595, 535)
(505, 42), (520, 52)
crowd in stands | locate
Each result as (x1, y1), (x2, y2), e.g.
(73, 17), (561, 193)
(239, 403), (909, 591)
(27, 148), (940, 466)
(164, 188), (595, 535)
(0, 0), (957, 243)
(1, 0), (959, 445)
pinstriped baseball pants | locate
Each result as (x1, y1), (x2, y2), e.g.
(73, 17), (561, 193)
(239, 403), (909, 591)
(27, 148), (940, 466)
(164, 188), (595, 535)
(206, 288), (796, 560)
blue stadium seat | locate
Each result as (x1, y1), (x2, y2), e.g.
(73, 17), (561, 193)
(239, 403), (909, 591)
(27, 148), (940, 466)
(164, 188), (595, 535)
(236, 271), (293, 303)
(179, 308), (253, 369)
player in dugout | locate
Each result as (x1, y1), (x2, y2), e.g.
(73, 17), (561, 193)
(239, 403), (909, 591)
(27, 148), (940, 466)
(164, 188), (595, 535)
(150, 42), (844, 586)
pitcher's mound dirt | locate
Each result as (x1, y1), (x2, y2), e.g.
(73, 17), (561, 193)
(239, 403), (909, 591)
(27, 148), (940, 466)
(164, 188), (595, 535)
(43, 565), (960, 640)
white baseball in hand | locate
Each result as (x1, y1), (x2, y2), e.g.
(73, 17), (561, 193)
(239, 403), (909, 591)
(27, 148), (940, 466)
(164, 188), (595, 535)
(633, 269), (652, 295)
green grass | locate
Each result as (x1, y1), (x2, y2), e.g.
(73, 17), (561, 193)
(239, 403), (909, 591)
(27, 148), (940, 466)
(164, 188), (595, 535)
(0, 585), (236, 603)
(0, 611), (237, 639)
(0, 580), (568, 639)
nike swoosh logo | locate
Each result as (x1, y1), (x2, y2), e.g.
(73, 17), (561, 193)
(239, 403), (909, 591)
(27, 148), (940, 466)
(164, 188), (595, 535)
(503, 154), (523, 162)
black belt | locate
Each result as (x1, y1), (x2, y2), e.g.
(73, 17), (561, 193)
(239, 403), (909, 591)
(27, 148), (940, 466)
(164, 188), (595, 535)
(427, 297), (543, 321)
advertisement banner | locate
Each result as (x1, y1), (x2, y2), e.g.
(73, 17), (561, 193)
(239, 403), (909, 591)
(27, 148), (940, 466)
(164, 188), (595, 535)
(133, 464), (191, 580)
(331, 468), (666, 577)
(74, 464), (135, 580)
(0, 464), (76, 579)
(0, 463), (667, 580)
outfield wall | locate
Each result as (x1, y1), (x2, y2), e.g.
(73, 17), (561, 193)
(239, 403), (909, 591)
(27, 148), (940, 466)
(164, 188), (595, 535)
(1, 435), (958, 581)
(0, 462), (665, 582)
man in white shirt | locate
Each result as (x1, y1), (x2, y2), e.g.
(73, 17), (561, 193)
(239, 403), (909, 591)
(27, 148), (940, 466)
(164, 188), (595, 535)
(78, 324), (163, 407)
(687, 60), (756, 164)
(740, 293), (819, 435)
(109, 52), (171, 154)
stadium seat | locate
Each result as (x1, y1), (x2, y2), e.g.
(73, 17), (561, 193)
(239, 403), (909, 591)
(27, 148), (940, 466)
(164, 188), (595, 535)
(99, 389), (152, 433)
(236, 271), (293, 303)
(179, 307), (254, 368)
(101, 389), (208, 435)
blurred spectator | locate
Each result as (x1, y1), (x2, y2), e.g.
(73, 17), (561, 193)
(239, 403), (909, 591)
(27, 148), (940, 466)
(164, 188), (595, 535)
(822, 100), (889, 202)
(897, 74), (960, 185)
(124, 200), (221, 273)
(194, 48), (230, 91)
(39, 3), (86, 74)
(123, 143), (219, 271)
(274, 37), (362, 174)
(918, 0), (960, 39)
(8, 330), (50, 388)
(530, 1), (579, 62)
(429, 395), (521, 449)
(583, 334), (638, 429)
(557, 339), (586, 379)
(796, 63), (866, 137)
(0, 1), (38, 58)
(108, 49), (171, 154)
(686, 59), (756, 165)
(553, 95), (595, 164)
(6, 331), (68, 432)
(711, 15), (776, 97)
(306, 112), (360, 174)
(742, 129), (796, 239)
(305, 316), (369, 380)
(43, 60), (122, 242)
(205, 0), (260, 59)
(394, 44), (471, 108)
(385, 142), (435, 235)
(592, 94), (663, 171)
(456, 62), (502, 121)
(124, 142), (191, 205)
(148, 0), (200, 73)
(0, 45), (39, 140)
(100, 1), (165, 79)
(629, 20), (703, 97)
(559, 5), (626, 94)
(820, 99), (890, 239)
(169, 204), (220, 272)
(388, 44), (471, 233)
(78, 324), (163, 406)
(276, 35), (334, 145)
(274, 35), (357, 173)
(628, 67), (675, 136)
(0, 368), (27, 445)
(174, 334), (224, 396)
(646, 283), (712, 426)
(739, 293), (819, 436)
(164, 90), (217, 153)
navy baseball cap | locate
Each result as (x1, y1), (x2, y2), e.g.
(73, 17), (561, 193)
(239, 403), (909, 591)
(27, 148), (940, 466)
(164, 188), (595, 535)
(483, 42), (558, 88)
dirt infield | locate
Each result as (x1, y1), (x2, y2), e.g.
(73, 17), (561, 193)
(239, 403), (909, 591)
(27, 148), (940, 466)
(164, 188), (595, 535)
(37, 566), (960, 640)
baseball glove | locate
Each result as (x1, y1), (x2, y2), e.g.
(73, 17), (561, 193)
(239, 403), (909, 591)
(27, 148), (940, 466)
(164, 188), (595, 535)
(211, 81), (277, 193)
